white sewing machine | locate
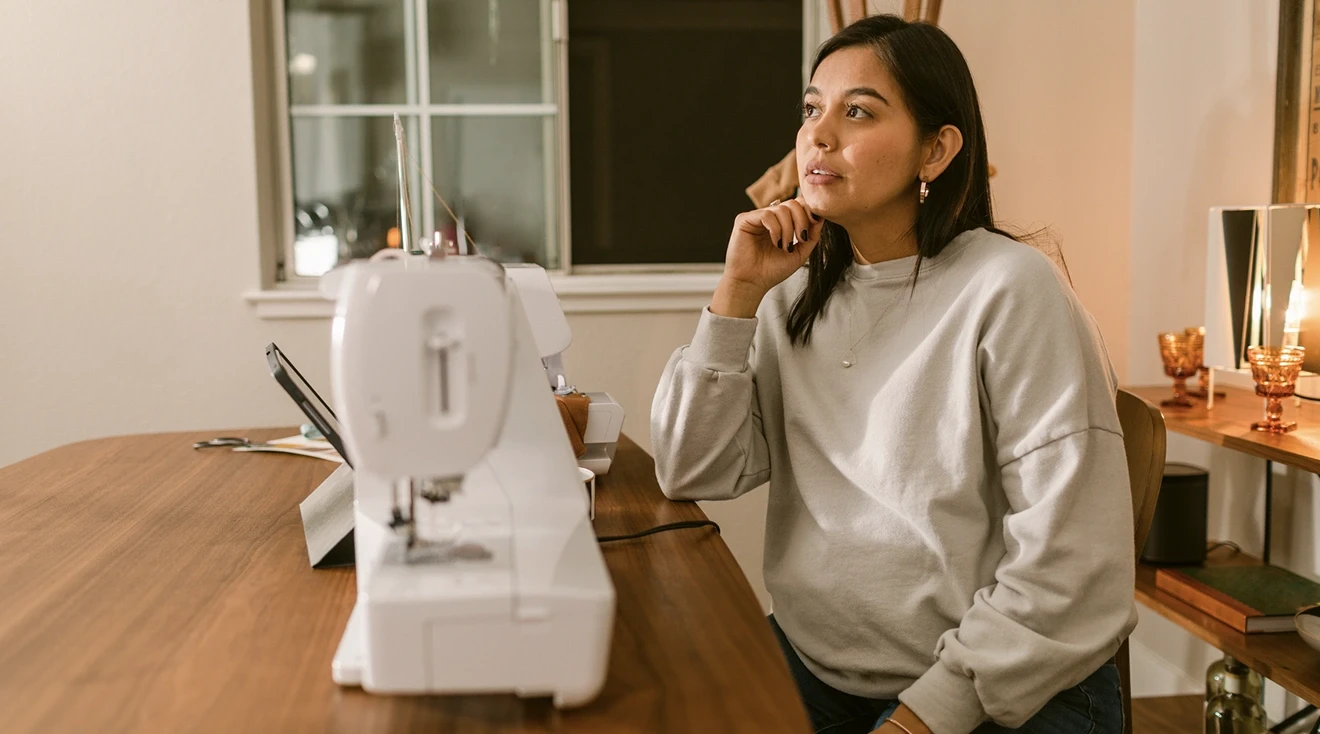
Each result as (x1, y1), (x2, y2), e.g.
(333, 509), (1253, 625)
(499, 264), (626, 476)
(326, 252), (615, 707)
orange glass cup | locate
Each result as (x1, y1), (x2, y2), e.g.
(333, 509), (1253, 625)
(1247, 346), (1305, 433)
(1159, 332), (1204, 408)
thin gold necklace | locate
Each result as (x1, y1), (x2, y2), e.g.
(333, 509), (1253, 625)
(841, 240), (920, 367)
(840, 284), (906, 368)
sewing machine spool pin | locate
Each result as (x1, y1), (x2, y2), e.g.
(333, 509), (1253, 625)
(407, 479), (418, 548)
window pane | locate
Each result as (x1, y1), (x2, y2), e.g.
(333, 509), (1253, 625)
(290, 116), (415, 276)
(568, 0), (802, 265)
(428, 0), (546, 103)
(286, 0), (409, 106)
(431, 116), (556, 267)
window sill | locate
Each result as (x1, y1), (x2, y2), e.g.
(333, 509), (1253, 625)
(243, 271), (723, 319)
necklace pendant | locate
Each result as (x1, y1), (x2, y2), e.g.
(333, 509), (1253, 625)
(841, 359), (852, 368)
(841, 349), (855, 368)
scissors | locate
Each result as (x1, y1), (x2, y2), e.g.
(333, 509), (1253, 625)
(193, 436), (331, 451)
(193, 437), (268, 450)
(192, 437), (314, 450)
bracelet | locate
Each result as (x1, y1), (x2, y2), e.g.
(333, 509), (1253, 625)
(888, 719), (915, 734)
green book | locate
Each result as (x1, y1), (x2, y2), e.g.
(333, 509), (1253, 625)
(1156, 564), (1320, 633)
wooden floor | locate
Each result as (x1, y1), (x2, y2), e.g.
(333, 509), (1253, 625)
(1132, 696), (1203, 734)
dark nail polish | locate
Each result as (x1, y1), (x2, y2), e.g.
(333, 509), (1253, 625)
(776, 239), (783, 250)
(801, 229), (809, 241)
(788, 243), (796, 253)
(811, 213), (821, 222)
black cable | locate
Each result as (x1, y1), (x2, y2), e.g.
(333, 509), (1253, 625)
(1269, 704), (1316, 733)
(1295, 392), (1320, 403)
(596, 520), (721, 544)
(1208, 540), (1242, 554)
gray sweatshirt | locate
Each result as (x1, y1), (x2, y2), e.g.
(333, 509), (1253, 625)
(651, 228), (1137, 734)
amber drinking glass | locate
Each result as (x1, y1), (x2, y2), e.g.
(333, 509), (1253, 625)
(1159, 332), (1204, 408)
(1247, 346), (1305, 433)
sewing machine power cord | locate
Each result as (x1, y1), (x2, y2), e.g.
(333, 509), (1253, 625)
(595, 520), (721, 544)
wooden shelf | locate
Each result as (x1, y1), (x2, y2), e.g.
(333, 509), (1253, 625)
(1136, 547), (1320, 705)
(1126, 384), (1320, 703)
(1126, 384), (1320, 474)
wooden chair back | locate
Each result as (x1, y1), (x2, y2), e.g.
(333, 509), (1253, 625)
(1114, 389), (1167, 734)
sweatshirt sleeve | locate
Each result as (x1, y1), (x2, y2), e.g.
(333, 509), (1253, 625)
(650, 307), (772, 501)
(899, 252), (1137, 733)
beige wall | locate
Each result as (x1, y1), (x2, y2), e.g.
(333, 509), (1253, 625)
(852, 0), (1136, 381)
(944, 0), (1136, 383)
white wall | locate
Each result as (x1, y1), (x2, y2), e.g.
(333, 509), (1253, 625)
(0, 0), (325, 467)
(0, 0), (693, 474)
(1122, 0), (1315, 716)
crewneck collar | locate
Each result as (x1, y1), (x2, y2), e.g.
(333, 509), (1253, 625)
(846, 228), (982, 283)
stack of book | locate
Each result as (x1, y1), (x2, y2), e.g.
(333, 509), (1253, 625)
(1155, 564), (1320, 634)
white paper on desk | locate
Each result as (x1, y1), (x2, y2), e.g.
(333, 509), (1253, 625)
(232, 435), (345, 464)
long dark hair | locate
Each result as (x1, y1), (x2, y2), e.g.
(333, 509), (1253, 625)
(787, 15), (1007, 346)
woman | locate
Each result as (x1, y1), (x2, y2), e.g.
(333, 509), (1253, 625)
(651, 15), (1134, 734)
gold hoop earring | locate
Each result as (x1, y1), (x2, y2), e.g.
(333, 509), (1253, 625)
(919, 180), (930, 204)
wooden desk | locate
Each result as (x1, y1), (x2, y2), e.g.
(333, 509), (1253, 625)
(0, 431), (810, 733)
(1126, 384), (1320, 704)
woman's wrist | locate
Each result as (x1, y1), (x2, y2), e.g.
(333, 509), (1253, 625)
(710, 276), (767, 319)
(883, 705), (933, 734)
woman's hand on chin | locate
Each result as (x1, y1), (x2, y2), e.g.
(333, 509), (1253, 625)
(725, 198), (825, 290)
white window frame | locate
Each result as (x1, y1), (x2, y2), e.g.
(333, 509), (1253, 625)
(246, 0), (815, 317)
(281, 0), (562, 283)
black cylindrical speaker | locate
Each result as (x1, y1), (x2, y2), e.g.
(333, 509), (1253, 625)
(1140, 462), (1209, 565)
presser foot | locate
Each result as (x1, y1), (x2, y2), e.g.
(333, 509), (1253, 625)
(393, 538), (494, 564)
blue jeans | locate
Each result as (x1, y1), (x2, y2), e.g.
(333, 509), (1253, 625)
(768, 615), (1123, 734)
